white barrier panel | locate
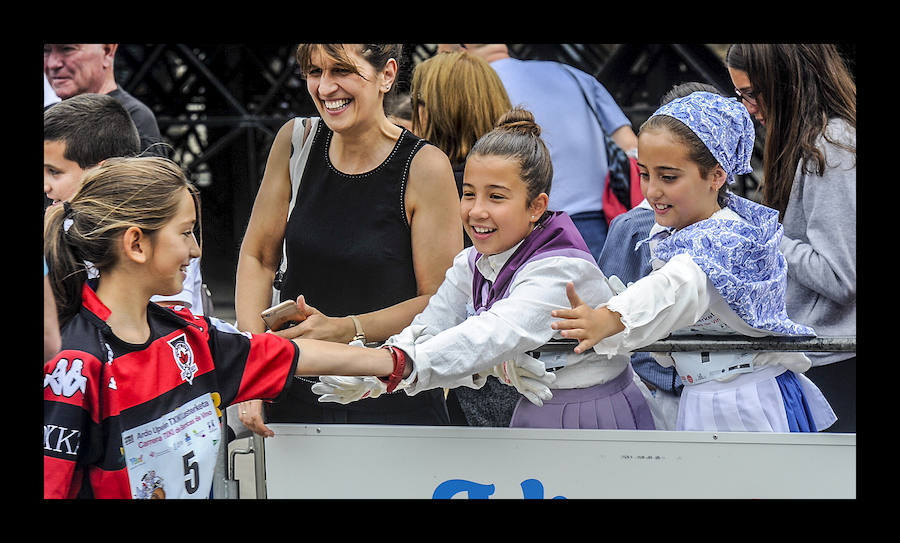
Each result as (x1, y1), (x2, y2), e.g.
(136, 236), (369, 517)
(263, 424), (855, 499)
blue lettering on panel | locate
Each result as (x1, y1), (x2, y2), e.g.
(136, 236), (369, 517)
(432, 478), (566, 499)
(432, 479), (495, 499)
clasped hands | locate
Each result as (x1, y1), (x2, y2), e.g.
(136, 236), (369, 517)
(313, 347), (557, 408)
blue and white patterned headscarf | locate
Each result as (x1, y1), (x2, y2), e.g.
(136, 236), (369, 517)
(652, 91), (755, 185)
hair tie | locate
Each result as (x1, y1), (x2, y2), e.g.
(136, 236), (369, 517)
(62, 201), (74, 233)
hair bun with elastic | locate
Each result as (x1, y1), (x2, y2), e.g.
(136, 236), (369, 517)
(495, 107), (541, 137)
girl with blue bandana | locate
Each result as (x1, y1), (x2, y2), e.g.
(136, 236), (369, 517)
(313, 109), (656, 430)
(552, 92), (836, 432)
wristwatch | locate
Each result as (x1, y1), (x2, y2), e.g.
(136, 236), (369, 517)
(349, 315), (366, 344)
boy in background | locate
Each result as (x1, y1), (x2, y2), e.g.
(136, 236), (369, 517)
(43, 93), (208, 315)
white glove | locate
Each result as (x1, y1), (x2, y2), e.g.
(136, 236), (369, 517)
(605, 274), (629, 295)
(310, 339), (391, 404)
(487, 356), (556, 407)
(311, 375), (388, 404)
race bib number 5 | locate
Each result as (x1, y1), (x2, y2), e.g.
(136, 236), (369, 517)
(121, 394), (222, 499)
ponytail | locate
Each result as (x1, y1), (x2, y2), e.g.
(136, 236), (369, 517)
(44, 202), (89, 326)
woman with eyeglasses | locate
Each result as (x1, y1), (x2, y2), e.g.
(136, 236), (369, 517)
(726, 44), (856, 433)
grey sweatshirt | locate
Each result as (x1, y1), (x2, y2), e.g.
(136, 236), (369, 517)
(780, 118), (856, 366)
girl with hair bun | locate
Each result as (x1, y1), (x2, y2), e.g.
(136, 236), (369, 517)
(312, 108), (656, 431)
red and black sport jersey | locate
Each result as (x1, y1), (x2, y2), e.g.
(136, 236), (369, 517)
(43, 283), (298, 499)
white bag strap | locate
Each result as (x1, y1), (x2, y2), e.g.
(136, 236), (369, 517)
(288, 116), (318, 217)
(273, 116), (318, 304)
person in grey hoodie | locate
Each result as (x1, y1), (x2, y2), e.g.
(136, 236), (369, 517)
(727, 44), (856, 432)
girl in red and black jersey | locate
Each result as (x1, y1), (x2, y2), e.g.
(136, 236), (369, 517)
(43, 157), (409, 499)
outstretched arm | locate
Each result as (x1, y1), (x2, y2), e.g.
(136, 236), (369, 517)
(292, 338), (407, 379)
(554, 253), (715, 357)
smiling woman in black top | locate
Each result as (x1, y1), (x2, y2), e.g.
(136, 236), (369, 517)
(234, 44), (462, 435)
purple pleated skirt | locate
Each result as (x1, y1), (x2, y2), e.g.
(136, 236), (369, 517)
(509, 365), (656, 430)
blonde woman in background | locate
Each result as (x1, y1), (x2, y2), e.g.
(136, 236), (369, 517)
(412, 50), (512, 204)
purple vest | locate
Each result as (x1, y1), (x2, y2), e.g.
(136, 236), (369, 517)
(469, 211), (595, 314)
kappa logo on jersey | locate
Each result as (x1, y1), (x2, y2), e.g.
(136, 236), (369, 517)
(44, 424), (80, 456)
(44, 358), (88, 398)
(168, 334), (198, 385)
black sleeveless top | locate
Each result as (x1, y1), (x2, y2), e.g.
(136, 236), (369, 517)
(280, 121), (421, 313)
(268, 120), (449, 424)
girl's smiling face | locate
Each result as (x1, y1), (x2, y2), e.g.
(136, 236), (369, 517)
(460, 154), (547, 255)
(638, 128), (725, 231)
(146, 188), (201, 297)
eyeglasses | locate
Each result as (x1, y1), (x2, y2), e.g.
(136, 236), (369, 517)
(734, 87), (758, 105)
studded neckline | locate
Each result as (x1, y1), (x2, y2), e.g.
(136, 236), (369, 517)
(323, 125), (408, 179)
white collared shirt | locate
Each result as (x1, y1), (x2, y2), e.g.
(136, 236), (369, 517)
(385, 247), (630, 395)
